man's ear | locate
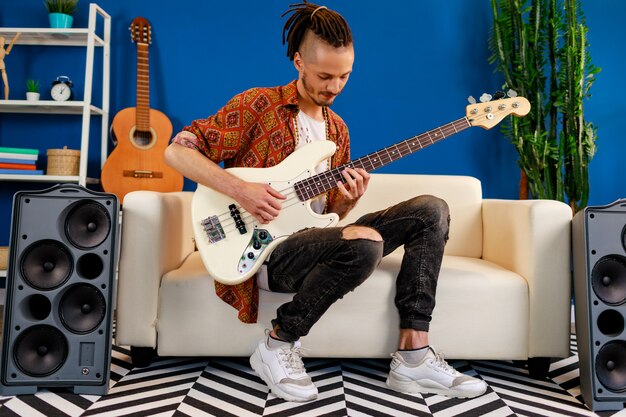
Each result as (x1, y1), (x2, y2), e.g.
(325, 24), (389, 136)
(293, 51), (304, 72)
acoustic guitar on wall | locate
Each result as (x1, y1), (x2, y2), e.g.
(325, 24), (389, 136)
(101, 17), (183, 203)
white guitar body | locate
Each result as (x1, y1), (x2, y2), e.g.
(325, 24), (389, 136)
(192, 140), (340, 285)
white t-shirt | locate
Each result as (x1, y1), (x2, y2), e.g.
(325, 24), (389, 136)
(295, 110), (328, 215)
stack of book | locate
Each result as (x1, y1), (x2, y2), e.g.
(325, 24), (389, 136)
(0, 147), (43, 175)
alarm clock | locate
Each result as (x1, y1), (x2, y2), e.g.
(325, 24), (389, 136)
(50, 76), (74, 101)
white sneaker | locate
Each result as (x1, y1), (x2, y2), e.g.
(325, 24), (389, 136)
(386, 347), (487, 398)
(250, 333), (318, 402)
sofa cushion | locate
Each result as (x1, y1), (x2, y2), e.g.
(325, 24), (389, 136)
(339, 174), (483, 258)
(157, 249), (528, 359)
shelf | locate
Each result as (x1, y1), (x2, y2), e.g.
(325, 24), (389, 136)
(0, 174), (100, 184)
(0, 28), (105, 47)
(0, 100), (104, 115)
(0, 4), (110, 188)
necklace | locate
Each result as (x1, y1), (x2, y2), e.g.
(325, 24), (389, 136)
(293, 106), (330, 147)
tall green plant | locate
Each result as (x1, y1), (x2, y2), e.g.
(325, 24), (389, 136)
(489, 0), (599, 212)
(558, 0), (599, 212)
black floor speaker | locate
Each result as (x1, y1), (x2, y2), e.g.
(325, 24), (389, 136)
(573, 199), (626, 411)
(0, 184), (119, 396)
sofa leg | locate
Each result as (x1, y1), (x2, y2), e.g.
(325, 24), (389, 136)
(130, 346), (157, 368)
(527, 357), (551, 379)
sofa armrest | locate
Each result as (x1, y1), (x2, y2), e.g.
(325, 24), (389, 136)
(482, 199), (572, 358)
(116, 191), (195, 348)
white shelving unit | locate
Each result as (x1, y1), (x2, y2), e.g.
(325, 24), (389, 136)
(0, 3), (111, 186)
(0, 4), (110, 280)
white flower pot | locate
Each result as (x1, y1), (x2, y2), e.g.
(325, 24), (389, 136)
(26, 92), (40, 101)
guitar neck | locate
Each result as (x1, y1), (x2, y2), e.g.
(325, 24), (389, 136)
(294, 116), (471, 201)
(136, 43), (150, 131)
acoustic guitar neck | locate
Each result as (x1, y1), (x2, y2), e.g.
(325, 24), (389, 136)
(135, 42), (151, 134)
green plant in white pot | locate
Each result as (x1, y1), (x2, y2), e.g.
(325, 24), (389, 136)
(45, 0), (78, 29)
(26, 79), (40, 101)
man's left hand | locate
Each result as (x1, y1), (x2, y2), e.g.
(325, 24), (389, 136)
(337, 167), (370, 203)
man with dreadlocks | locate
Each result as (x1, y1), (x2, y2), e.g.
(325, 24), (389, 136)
(165, 2), (487, 403)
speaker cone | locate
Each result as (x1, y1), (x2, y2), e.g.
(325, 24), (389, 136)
(591, 256), (626, 305)
(20, 240), (72, 290)
(13, 325), (68, 377)
(596, 341), (626, 392)
(59, 284), (106, 334)
(65, 201), (111, 249)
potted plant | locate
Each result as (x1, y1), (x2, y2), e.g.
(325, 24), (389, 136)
(489, 0), (600, 213)
(25, 79), (40, 101)
(44, 0), (79, 29)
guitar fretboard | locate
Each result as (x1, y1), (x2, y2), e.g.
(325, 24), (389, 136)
(294, 117), (471, 201)
(136, 43), (150, 132)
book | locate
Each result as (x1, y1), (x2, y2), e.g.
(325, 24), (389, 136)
(0, 152), (38, 161)
(0, 162), (37, 170)
(0, 169), (44, 175)
(0, 157), (36, 165)
(0, 146), (39, 155)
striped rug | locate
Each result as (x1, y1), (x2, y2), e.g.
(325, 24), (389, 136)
(1, 334), (624, 416)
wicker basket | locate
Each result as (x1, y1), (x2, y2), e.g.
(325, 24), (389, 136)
(47, 146), (80, 176)
(0, 246), (8, 270)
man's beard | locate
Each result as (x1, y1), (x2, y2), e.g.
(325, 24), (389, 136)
(302, 73), (338, 107)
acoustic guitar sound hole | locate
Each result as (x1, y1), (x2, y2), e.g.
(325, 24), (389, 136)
(133, 129), (154, 148)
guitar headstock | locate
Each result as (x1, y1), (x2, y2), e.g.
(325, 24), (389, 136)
(466, 92), (530, 129)
(130, 17), (152, 45)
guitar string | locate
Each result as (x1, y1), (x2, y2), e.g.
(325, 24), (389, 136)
(211, 116), (475, 234)
(213, 118), (472, 234)
(210, 118), (471, 236)
(212, 103), (516, 236)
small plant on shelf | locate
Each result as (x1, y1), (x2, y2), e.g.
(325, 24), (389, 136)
(26, 79), (41, 101)
(26, 79), (40, 93)
(44, 0), (79, 16)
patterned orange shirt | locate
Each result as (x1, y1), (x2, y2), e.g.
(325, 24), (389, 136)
(172, 80), (351, 323)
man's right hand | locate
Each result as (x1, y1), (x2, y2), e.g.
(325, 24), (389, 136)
(164, 143), (287, 224)
(234, 182), (286, 224)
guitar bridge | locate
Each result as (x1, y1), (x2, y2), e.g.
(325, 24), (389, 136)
(200, 215), (225, 244)
(123, 170), (163, 178)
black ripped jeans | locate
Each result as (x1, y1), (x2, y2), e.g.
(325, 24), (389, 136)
(266, 195), (450, 343)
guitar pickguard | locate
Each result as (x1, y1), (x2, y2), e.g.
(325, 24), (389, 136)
(237, 229), (273, 275)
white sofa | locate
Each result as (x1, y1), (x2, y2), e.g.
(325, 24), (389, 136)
(115, 174), (573, 374)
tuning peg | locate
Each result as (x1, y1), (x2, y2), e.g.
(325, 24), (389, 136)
(467, 96), (476, 105)
(479, 93), (492, 103)
(493, 91), (506, 100)
(507, 89), (518, 98)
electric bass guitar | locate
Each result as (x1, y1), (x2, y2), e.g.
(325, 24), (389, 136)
(101, 17), (183, 203)
(193, 95), (530, 285)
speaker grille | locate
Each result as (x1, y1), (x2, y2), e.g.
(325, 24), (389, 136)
(59, 284), (107, 334)
(65, 202), (111, 249)
(13, 325), (68, 377)
(591, 256), (626, 305)
(20, 240), (72, 290)
(596, 341), (626, 393)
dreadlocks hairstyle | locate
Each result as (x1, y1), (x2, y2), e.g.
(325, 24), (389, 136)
(282, 2), (353, 61)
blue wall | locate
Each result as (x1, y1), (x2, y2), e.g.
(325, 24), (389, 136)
(0, 0), (624, 245)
